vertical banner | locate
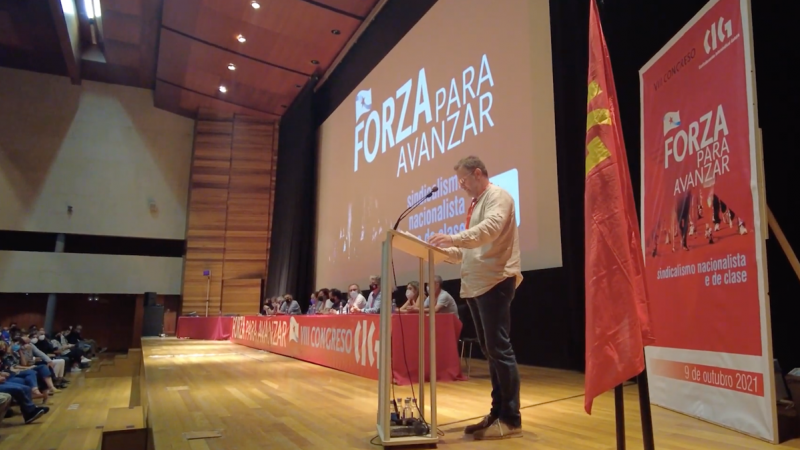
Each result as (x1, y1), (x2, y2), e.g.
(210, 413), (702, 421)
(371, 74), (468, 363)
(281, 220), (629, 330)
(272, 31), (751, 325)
(639, 0), (777, 442)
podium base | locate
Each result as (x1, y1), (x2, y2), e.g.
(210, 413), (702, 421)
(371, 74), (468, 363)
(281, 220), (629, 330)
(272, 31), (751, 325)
(377, 424), (439, 446)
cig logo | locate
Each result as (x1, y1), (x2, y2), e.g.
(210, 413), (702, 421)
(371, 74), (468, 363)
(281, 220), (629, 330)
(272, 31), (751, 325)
(704, 17), (732, 54)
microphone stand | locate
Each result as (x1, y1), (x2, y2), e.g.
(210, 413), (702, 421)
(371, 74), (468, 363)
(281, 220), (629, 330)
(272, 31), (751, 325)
(393, 188), (437, 230)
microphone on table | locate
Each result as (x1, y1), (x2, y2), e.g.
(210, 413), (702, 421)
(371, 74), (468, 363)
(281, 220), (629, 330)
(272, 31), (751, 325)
(393, 186), (438, 231)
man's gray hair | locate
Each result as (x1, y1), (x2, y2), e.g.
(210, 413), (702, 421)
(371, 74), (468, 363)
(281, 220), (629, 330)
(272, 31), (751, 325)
(434, 275), (443, 284)
(370, 275), (381, 283)
(454, 155), (488, 177)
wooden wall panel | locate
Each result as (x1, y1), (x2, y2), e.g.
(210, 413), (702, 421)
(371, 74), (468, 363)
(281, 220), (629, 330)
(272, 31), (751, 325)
(181, 110), (278, 316)
(181, 111), (233, 315)
(220, 279), (262, 316)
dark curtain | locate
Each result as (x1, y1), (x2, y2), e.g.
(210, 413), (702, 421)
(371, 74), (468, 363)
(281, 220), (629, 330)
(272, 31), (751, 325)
(549, 0), (591, 371)
(266, 85), (318, 306)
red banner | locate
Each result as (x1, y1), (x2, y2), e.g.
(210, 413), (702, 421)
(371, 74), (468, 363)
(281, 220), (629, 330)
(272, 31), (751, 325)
(230, 314), (465, 385)
(641, 0), (759, 356)
(639, 0), (775, 441)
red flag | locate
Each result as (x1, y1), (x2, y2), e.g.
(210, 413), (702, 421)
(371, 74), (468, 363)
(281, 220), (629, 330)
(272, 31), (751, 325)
(584, 0), (655, 414)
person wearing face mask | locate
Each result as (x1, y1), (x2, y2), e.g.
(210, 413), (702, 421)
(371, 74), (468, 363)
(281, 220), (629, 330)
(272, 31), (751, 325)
(33, 332), (69, 383)
(313, 289), (330, 314)
(279, 294), (301, 315)
(326, 289), (344, 313)
(361, 275), (383, 314)
(398, 281), (421, 313)
(347, 284), (367, 313)
(24, 334), (67, 389)
(307, 292), (318, 314)
(307, 293), (318, 315)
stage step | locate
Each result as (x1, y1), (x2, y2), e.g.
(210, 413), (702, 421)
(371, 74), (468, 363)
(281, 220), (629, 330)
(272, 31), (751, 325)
(57, 428), (102, 450)
(86, 349), (142, 379)
(101, 406), (147, 450)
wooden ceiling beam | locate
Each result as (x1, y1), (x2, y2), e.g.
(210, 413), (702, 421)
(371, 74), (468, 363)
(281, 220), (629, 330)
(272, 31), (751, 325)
(48, 0), (82, 84)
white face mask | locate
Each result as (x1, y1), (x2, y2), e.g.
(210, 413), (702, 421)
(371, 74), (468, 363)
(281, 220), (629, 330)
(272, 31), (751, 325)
(349, 290), (358, 299)
(406, 289), (414, 299)
(31, 338), (38, 344)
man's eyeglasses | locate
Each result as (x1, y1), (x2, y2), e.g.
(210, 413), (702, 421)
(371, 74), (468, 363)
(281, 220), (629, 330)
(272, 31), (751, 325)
(458, 170), (477, 186)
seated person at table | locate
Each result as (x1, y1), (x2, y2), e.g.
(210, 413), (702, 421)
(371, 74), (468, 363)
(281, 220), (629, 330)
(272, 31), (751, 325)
(398, 281), (421, 313)
(308, 291), (329, 314)
(262, 298), (275, 315)
(307, 292), (318, 313)
(405, 276), (459, 319)
(326, 289), (344, 313)
(306, 294), (319, 315)
(361, 275), (383, 314)
(279, 295), (301, 315)
(347, 284), (367, 313)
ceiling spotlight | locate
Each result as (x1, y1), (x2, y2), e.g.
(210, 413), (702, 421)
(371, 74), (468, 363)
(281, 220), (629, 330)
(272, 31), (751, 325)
(310, 59), (319, 65)
(251, 1), (260, 9)
(331, 29), (341, 35)
(228, 63), (236, 71)
(219, 86), (227, 93)
(237, 34), (246, 43)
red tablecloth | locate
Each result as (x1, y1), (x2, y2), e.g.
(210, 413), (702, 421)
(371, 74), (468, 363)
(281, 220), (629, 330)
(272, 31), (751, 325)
(229, 314), (465, 385)
(176, 316), (233, 340)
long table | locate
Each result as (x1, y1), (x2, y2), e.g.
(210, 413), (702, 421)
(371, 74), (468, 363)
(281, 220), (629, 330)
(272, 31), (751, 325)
(176, 316), (234, 340)
(230, 314), (466, 385)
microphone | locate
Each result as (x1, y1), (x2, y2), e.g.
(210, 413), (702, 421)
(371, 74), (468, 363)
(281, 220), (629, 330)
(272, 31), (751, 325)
(393, 186), (438, 230)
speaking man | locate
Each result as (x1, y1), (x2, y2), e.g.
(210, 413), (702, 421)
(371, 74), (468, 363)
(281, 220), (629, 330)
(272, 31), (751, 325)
(429, 155), (523, 440)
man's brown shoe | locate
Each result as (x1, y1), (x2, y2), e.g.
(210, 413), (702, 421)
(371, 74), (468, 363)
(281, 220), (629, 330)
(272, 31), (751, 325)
(463, 415), (497, 435)
(473, 419), (522, 440)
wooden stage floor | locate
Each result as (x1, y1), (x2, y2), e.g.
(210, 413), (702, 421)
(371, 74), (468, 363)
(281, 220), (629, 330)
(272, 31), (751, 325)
(143, 338), (800, 450)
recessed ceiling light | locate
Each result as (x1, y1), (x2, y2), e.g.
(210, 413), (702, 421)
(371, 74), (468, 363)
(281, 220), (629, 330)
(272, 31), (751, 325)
(227, 63), (236, 71)
(219, 86), (227, 93)
(310, 59), (319, 65)
(331, 29), (341, 35)
(237, 34), (246, 43)
(251, 1), (260, 9)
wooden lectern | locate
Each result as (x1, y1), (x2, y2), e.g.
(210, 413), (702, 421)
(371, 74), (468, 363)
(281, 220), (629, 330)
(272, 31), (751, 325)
(376, 230), (450, 446)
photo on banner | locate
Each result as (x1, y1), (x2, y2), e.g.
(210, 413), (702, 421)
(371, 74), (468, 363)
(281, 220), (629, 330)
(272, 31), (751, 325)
(639, 0), (777, 442)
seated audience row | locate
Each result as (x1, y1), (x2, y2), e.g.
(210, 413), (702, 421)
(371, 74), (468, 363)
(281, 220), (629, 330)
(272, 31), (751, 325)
(0, 323), (99, 425)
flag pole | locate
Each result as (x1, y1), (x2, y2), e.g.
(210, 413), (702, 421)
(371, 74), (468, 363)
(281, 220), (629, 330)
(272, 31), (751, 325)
(637, 368), (656, 450)
(614, 384), (626, 450)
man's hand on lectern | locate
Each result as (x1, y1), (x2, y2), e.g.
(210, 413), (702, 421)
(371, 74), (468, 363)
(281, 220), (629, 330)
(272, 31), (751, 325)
(428, 233), (453, 248)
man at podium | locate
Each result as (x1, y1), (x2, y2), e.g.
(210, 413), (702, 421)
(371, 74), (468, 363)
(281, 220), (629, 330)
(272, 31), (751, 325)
(429, 156), (523, 440)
